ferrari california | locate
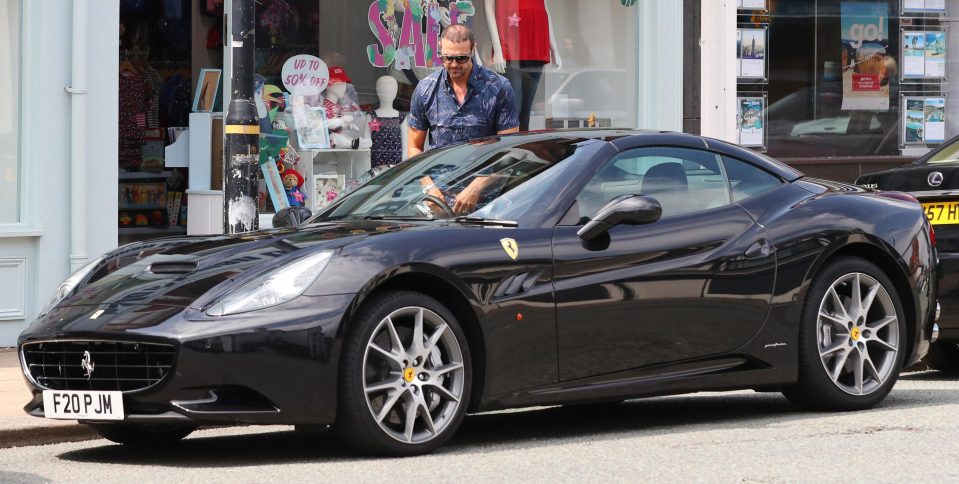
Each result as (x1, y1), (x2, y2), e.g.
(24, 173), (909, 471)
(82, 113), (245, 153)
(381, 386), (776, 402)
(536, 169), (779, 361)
(20, 130), (936, 456)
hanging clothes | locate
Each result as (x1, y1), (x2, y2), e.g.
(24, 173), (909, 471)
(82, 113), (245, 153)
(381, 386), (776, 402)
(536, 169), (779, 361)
(368, 111), (406, 168)
(118, 71), (151, 170)
(494, 0), (551, 63)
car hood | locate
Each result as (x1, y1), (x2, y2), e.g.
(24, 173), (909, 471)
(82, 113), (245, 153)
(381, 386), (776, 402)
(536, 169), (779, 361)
(856, 161), (959, 192)
(58, 219), (432, 309)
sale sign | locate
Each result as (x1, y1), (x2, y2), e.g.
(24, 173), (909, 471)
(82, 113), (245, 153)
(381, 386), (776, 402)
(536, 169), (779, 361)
(367, 0), (476, 69)
(281, 55), (329, 97)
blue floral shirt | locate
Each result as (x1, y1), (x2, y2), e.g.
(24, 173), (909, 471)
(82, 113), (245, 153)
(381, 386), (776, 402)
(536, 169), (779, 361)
(408, 64), (518, 150)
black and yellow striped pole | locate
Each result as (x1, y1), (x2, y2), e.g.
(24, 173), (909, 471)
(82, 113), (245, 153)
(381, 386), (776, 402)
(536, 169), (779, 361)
(223, 0), (260, 234)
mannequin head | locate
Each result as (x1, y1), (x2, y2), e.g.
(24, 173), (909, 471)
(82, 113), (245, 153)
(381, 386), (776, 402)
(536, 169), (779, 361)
(375, 76), (398, 108)
(327, 81), (348, 101)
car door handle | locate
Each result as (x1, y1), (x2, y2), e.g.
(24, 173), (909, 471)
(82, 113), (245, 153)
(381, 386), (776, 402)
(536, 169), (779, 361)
(744, 239), (772, 259)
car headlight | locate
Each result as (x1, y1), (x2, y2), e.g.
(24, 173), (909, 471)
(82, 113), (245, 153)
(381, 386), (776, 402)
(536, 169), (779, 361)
(40, 256), (106, 315)
(206, 251), (334, 316)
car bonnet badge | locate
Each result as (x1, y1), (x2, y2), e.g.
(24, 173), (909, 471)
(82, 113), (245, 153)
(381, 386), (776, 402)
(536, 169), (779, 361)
(929, 171), (944, 187)
(80, 350), (95, 380)
(500, 238), (519, 260)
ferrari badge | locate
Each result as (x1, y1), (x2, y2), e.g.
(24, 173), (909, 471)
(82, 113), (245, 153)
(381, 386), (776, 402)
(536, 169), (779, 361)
(500, 238), (519, 260)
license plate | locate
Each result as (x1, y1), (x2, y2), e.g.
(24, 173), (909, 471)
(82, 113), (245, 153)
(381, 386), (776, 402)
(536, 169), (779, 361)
(922, 201), (959, 225)
(43, 390), (124, 420)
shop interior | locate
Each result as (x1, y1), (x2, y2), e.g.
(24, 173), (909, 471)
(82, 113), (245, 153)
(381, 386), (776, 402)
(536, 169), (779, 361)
(116, 0), (641, 243)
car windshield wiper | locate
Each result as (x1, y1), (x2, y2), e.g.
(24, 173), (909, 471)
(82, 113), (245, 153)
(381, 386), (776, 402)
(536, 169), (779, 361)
(451, 216), (518, 227)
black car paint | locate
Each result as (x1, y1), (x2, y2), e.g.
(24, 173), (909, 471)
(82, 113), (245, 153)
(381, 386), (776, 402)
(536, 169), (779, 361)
(19, 130), (935, 427)
(856, 139), (958, 339)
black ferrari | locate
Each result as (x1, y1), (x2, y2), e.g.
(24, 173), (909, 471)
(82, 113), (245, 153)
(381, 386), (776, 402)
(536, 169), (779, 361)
(21, 130), (935, 455)
(856, 136), (959, 371)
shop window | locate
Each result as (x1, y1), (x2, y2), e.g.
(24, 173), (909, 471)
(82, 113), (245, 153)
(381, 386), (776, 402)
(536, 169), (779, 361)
(248, 0), (643, 218)
(0, 0), (19, 224)
(739, 0), (954, 159)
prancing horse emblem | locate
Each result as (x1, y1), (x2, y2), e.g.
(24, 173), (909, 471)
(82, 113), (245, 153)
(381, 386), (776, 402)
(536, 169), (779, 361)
(80, 350), (95, 380)
(500, 238), (519, 260)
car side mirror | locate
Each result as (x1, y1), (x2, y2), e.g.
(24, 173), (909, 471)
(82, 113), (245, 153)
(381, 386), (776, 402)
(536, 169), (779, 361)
(576, 195), (662, 241)
(272, 206), (314, 228)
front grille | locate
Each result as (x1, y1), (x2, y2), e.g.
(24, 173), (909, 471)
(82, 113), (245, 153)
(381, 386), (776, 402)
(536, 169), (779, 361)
(21, 341), (176, 392)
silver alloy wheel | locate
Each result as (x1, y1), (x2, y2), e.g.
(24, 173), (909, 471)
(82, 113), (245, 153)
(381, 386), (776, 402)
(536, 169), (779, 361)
(361, 306), (466, 444)
(816, 272), (900, 396)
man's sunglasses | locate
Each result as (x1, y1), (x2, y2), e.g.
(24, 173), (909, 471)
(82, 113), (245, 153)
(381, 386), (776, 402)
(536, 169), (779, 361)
(440, 54), (471, 65)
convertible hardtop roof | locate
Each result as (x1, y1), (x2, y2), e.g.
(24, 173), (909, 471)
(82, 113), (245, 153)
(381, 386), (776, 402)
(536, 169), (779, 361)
(469, 129), (804, 182)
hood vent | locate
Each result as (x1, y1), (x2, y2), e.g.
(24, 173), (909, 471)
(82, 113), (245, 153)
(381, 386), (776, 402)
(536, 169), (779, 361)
(148, 261), (198, 275)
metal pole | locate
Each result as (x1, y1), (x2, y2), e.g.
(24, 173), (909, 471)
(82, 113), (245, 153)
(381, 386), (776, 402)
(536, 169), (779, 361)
(223, 0), (260, 234)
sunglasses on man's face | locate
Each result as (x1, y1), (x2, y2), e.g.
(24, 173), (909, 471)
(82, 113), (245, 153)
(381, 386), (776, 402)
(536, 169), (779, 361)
(440, 54), (471, 65)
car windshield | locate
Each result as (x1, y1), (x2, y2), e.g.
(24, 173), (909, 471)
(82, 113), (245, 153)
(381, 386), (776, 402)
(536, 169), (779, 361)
(923, 138), (959, 164)
(305, 135), (597, 226)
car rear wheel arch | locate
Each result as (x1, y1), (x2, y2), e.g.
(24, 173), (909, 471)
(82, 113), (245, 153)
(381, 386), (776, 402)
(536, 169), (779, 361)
(343, 271), (487, 413)
(805, 243), (918, 362)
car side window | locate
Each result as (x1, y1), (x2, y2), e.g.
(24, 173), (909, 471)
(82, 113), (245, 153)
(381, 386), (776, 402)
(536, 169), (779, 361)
(571, 147), (733, 223)
(721, 156), (783, 202)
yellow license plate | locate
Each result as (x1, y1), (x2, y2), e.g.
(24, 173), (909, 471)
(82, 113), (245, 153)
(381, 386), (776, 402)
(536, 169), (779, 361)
(923, 201), (959, 225)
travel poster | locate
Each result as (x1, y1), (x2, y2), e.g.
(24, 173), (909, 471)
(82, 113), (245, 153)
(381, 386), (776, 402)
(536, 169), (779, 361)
(737, 97), (765, 147)
(903, 32), (926, 78)
(840, 2), (890, 111)
(739, 28), (766, 79)
(903, 0), (945, 13)
(925, 32), (947, 78)
(903, 97), (947, 144)
(925, 97), (946, 143)
(904, 98), (925, 143)
(738, 0), (766, 10)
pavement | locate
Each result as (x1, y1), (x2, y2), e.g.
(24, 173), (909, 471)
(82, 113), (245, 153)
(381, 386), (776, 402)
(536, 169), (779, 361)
(0, 348), (99, 448)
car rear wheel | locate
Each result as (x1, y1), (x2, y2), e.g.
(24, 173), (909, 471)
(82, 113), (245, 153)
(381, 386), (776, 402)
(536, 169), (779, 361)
(924, 342), (959, 372)
(784, 258), (906, 411)
(89, 423), (196, 445)
(336, 291), (471, 456)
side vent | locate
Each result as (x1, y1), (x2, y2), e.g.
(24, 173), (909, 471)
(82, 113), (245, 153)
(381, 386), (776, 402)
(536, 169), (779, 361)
(493, 271), (542, 299)
(148, 262), (198, 275)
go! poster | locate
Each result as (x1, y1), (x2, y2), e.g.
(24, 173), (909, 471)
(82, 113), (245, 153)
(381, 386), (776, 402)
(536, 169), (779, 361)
(840, 2), (890, 111)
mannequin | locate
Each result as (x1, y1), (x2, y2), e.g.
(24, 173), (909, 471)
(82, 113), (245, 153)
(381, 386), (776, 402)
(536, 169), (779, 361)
(365, 76), (409, 167)
(324, 67), (372, 149)
(484, 0), (562, 131)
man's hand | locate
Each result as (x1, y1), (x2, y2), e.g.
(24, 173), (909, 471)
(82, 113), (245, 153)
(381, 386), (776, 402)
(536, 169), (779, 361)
(453, 183), (482, 214)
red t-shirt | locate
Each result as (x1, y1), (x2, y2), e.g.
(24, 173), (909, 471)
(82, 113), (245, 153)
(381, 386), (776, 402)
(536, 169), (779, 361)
(494, 0), (551, 63)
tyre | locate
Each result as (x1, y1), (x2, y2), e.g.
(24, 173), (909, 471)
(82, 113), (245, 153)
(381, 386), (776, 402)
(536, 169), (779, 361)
(336, 290), (472, 456)
(784, 257), (906, 411)
(89, 423), (196, 445)
(924, 342), (959, 372)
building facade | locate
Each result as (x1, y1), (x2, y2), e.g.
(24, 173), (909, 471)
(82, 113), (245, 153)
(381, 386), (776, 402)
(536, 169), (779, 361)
(12, 0), (901, 345)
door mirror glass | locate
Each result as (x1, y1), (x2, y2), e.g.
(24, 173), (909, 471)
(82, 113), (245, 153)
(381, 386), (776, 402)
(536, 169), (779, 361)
(272, 206), (313, 228)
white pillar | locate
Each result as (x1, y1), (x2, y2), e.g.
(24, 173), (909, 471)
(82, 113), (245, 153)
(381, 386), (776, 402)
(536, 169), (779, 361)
(700, 0), (737, 142)
(68, 0), (89, 271)
(636, 0), (684, 132)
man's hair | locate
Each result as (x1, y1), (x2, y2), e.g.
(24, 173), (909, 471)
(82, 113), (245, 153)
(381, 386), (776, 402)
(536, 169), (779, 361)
(441, 24), (475, 49)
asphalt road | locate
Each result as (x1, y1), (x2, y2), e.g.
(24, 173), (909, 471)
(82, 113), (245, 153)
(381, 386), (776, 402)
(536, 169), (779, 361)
(2, 372), (958, 483)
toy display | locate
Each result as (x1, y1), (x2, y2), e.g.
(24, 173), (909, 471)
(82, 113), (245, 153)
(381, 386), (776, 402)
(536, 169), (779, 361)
(282, 169), (307, 207)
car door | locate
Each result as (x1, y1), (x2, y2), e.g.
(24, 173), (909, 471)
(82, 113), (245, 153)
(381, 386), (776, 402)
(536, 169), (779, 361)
(551, 146), (778, 381)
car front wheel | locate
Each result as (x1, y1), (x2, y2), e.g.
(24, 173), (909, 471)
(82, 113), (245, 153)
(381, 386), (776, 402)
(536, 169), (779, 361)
(784, 258), (906, 411)
(336, 291), (472, 456)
